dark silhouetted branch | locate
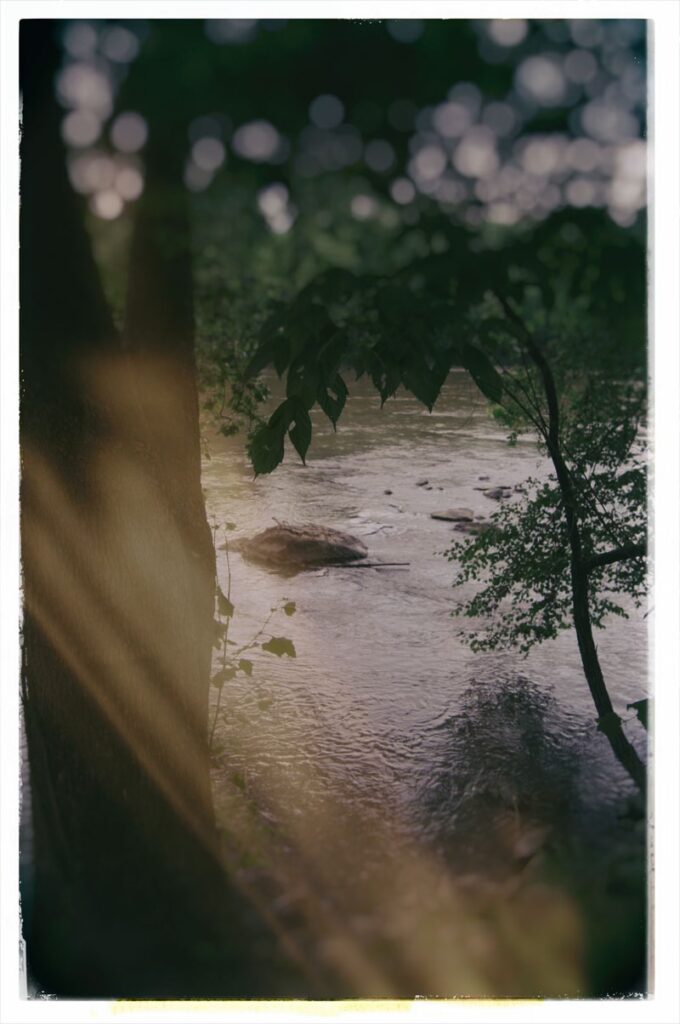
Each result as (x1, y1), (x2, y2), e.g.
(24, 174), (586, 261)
(586, 542), (647, 572)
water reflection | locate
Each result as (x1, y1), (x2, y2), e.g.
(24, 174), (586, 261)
(420, 675), (582, 873)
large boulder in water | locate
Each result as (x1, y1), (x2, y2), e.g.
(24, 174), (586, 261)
(234, 522), (368, 568)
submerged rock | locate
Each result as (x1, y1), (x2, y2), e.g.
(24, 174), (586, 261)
(234, 522), (368, 568)
(483, 487), (512, 501)
(454, 520), (490, 535)
(431, 508), (475, 522)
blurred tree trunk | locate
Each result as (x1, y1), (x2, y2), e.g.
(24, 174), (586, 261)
(19, 20), (277, 998)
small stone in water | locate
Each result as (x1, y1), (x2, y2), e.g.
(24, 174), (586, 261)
(454, 520), (488, 535)
(431, 508), (474, 522)
(384, 489), (393, 495)
(478, 475), (490, 481)
(416, 479), (429, 486)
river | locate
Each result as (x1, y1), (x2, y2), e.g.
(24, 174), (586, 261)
(203, 370), (648, 997)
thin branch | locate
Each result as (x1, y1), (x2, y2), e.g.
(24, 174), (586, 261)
(233, 608), (277, 657)
(493, 358), (546, 436)
(585, 542), (647, 572)
(494, 291), (561, 449)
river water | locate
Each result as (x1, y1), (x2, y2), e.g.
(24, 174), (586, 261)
(203, 370), (648, 996)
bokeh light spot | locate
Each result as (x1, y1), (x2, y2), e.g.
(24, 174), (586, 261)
(567, 137), (602, 173)
(581, 101), (639, 143)
(232, 121), (283, 163)
(447, 82), (483, 119)
(91, 189), (124, 220)
(309, 95), (345, 130)
(61, 110), (101, 148)
(614, 140), (646, 180)
(184, 161), (214, 192)
(101, 26), (140, 63)
(565, 177), (598, 207)
(191, 137), (226, 172)
(205, 20), (258, 45)
(487, 20), (528, 48)
(520, 137), (566, 176)
(62, 22), (98, 60)
(68, 152), (116, 194)
(390, 178), (416, 205)
(410, 145), (447, 183)
(433, 102), (472, 138)
(110, 112), (148, 154)
(569, 19), (603, 49)
(564, 49), (598, 84)
(516, 55), (567, 106)
(453, 127), (499, 179)
(481, 102), (517, 137)
(487, 202), (521, 225)
(257, 183), (289, 218)
(350, 194), (378, 220)
(115, 166), (144, 201)
(56, 63), (113, 117)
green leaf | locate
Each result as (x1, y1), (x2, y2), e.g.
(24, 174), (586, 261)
(461, 344), (504, 404)
(247, 421), (285, 476)
(401, 350), (448, 411)
(217, 589), (235, 617)
(246, 308), (287, 377)
(262, 636), (296, 658)
(288, 406), (312, 464)
(245, 339), (276, 379)
(238, 658), (253, 676)
(368, 353), (401, 405)
(317, 374), (348, 428)
(283, 601), (296, 616)
(627, 698), (649, 730)
(211, 666), (236, 687)
(273, 335), (292, 377)
(261, 396), (313, 466)
(597, 710), (622, 739)
(286, 359), (320, 410)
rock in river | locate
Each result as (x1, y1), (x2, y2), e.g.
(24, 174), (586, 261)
(454, 520), (489, 535)
(234, 522), (368, 569)
(430, 508), (474, 522)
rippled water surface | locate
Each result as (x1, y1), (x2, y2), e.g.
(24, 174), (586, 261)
(204, 371), (647, 870)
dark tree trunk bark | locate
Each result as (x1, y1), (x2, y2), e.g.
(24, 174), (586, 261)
(496, 294), (647, 795)
(20, 21), (301, 998)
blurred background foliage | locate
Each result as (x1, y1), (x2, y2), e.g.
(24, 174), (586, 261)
(56, 16), (646, 433)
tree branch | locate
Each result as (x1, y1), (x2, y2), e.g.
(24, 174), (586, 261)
(585, 542), (647, 572)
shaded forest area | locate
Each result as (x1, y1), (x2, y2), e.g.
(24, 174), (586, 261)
(20, 18), (648, 1000)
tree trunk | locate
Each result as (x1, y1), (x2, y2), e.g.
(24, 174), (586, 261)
(19, 21), (294, 998)
(571, 562), (647, 793)
(496, 294), (646, 794)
